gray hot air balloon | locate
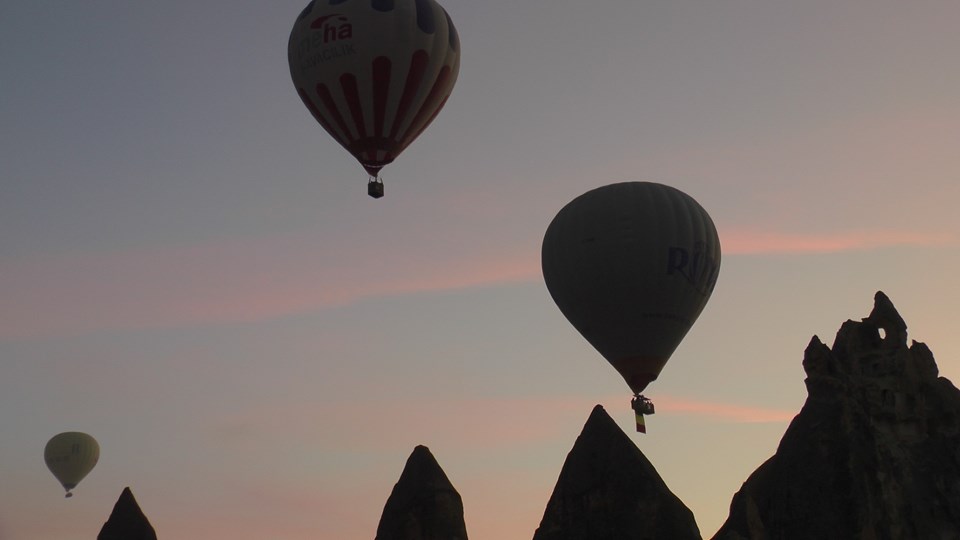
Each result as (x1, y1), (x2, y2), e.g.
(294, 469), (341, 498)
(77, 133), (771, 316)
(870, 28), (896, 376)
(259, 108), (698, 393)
(44, 432), (99, 497)
(541, 182), (721, 432)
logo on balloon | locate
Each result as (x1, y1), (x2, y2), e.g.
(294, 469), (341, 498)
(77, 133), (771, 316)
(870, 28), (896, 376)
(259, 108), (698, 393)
(667, 243), (719, 296)
(310, 14), (353, 44)
(292, 14), (358, 71)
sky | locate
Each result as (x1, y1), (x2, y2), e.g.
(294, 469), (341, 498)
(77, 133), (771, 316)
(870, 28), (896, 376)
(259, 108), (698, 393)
(2, 1), (959, 538)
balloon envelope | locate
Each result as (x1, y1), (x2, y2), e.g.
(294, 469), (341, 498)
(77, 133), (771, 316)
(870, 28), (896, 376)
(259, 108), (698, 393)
(44, 432), (99, 497)
(541, 182), (721, 394)
(288, 0), (460, 178)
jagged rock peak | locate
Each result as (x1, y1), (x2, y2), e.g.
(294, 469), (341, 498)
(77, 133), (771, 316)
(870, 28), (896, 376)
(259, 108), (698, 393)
(714, 292), (960, 540)
(375, 445), (468, 540)
(533, 405), (701, 540)
(802, 291), (943, 416)
(98, 487), (157, 540)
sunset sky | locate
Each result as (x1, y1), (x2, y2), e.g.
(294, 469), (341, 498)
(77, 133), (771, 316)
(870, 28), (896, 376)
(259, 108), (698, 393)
(2, 1), (959, 538)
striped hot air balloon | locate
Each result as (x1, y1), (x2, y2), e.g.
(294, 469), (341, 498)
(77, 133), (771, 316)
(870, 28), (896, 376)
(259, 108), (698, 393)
(288, 0), (460, 198)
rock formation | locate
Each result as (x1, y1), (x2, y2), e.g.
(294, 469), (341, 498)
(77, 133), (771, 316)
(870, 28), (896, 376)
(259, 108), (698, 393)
(98, 487), (157, 540)
(533, 404), (701, 540)
(375, 445), (468, 540)
(714, 291), (960, 540)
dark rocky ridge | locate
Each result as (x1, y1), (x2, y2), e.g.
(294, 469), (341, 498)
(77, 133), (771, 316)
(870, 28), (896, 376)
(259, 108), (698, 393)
(103, 292), (956, 538)
(98, 487), (157, 540)
(713, 291), (960, 539)
(375, 445), (468, 540)
(533, 404), (701, 540)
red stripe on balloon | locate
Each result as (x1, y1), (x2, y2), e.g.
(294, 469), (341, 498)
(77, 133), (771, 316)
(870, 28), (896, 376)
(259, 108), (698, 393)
(316, 82), (355, 144)
(310, 13), (345, 29)
(372, 57), (392, 139)
(397, 65), (451, 150)
(297, 87), (337, 138)
(389, 50), (429, 141)
(407, 93), (449, 148)
(340, 73), (367, 140)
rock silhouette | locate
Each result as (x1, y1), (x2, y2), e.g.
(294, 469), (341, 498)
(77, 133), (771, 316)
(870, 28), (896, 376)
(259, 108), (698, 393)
(375, 445), (468, 540)
(98, 487), (157, 540)
(93, 292), (960, 539)
(533, 404), (701, 540)
(714, 291), (960, 539)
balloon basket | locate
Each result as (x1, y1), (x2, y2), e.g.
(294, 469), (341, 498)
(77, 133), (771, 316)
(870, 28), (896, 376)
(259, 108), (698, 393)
(368, 178), (384, 199)
(631, 394), (655, 434)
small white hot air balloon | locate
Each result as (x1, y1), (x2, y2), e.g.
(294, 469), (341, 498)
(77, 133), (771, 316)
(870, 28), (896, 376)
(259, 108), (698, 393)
(44, 432), (100, 497)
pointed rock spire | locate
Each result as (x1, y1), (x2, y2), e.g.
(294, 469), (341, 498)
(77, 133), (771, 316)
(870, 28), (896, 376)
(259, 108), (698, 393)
(98, 487), (157, 540)
(375, 445), (468, 540)
(533, 405), (701, 540)
(714, 292), (960, 539)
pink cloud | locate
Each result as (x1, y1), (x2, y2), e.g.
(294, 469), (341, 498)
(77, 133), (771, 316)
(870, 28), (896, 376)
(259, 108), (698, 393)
(2, 223), (951, 340)
(722, 229), (954, 255)
(208, 394), (795, 459)
(655, 395), (795, 423)
(0, 232), (540, 340)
